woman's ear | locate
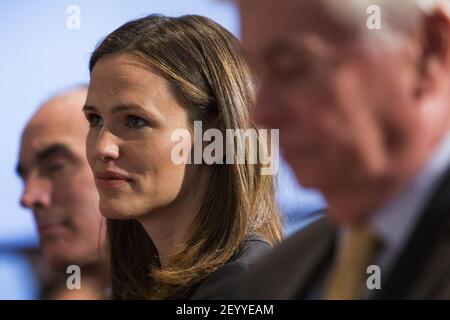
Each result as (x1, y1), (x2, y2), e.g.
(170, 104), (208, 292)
(415, 7), (450, 98)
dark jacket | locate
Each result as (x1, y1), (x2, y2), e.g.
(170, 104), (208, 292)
(189, 237), (272, 299)
(238, 167), (450, 299)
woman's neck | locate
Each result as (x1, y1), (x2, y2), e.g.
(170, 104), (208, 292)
(137, 203), (197, 268)
(137, 165), (210, 268)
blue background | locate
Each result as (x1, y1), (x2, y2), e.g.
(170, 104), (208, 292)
(0, 0), (325, 299)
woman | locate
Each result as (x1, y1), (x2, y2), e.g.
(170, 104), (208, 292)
(83, 14), (282, 299)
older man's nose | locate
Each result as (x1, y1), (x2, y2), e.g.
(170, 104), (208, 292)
(20, 177), (51, 209)
(95, 129), (120, 163)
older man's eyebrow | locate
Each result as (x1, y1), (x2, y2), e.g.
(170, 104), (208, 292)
(15, 144), (74, 179)
(16, 163), (25, 179)
(36, 144), (75, 163)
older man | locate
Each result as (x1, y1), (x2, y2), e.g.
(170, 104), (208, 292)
(238, 0), (450, 299)
(17, 87), (108, 299)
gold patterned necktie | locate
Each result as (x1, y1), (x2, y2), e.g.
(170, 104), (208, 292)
(324, 224), (381, 300)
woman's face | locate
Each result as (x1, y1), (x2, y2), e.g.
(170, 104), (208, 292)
(84, 53), (193, 219)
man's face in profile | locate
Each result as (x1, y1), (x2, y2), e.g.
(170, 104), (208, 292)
(18, 89), (105, 270)
(239, 0), (424, 201)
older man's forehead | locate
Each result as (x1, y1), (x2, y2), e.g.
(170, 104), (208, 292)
(240, 0), (355, 56)
(19, 109), (87, 167)
(23, 122), (75, 147)
(27, 107), (87, 141)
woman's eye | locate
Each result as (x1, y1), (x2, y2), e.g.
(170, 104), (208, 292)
(87, 114), (103, 127)
(126, 115), (148, 128)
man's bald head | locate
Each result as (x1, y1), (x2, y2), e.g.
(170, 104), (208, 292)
(18, 86), (105, 271)
(23, 87), (89, 148)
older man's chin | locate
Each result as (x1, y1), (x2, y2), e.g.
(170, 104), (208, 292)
(40, 238), (86, 271)
(290, 163), (342, 190)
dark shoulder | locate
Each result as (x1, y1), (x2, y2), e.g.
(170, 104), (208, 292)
(230, 236), (273, 266)
(238, 216), (335, 299)
(189, 237), (272, 300)
(280, 214), (334, 253)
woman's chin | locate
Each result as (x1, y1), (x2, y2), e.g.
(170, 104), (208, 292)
(99, 200), (133, 220)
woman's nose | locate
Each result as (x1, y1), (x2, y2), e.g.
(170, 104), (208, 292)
(94, 128), (120, 162)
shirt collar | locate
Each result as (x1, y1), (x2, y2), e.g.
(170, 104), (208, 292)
(369, 131), (450, 252)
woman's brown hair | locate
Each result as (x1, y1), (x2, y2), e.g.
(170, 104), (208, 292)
(89, 14), (282, 299)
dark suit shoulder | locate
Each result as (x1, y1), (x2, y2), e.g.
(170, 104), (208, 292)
(239, 217), (336, 299)
(247, 217), (334, 275)
(378, 166), (450, 299)
(189, 238), (272, 300)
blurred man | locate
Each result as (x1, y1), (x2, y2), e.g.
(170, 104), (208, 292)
(238, 0), (450, 299)
(17, 87), (108, 299)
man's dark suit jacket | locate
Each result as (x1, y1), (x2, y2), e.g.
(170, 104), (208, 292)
(239, 168), (450, 299)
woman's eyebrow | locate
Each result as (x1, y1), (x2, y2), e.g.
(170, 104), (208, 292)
(83, 104), (141, 114)
(82, 104), (98, 113)
(113, 103), (164, 122)
(110, 104), (137, 114)
(83, 103), (164, 122)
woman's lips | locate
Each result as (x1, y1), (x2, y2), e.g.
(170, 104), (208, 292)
(96, 178), (131, 189)
(95, 170), (133, 189)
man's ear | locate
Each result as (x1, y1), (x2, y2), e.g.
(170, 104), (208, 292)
(415, 7), (450, 98)
(423, 7), (450, 65)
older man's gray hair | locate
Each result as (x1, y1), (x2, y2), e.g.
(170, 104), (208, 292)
(320, 0), (450, 46)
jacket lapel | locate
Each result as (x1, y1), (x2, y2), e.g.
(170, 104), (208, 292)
(376, 167), (450, 299)
(287, 218), (336, 299)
